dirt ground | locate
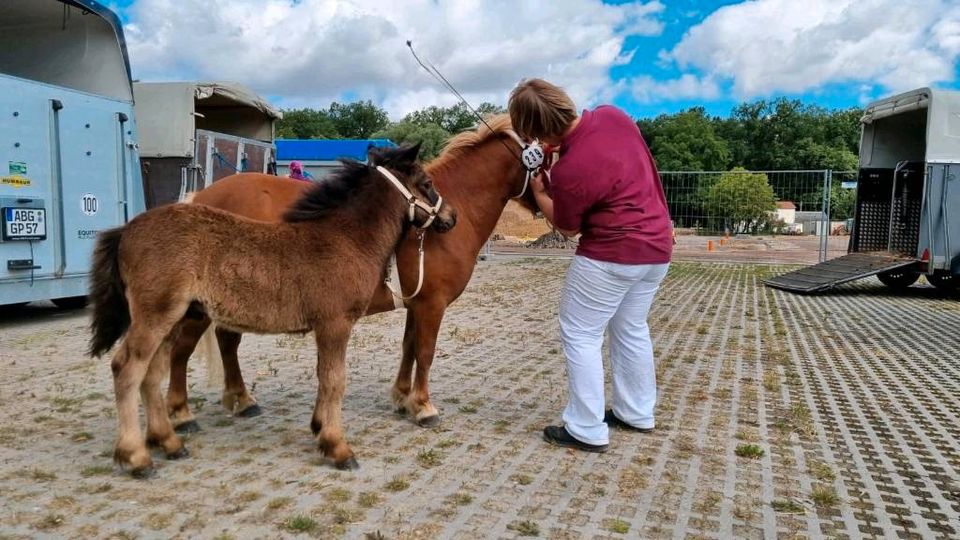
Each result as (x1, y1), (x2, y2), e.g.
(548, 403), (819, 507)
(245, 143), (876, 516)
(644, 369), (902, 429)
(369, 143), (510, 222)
(492, 205), (850, 264)
(1, 260), (958, 539)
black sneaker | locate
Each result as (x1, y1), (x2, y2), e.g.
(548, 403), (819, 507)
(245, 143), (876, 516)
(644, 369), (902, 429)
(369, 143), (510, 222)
(604, 409), (654, 433)
(542, 425), (609, 453)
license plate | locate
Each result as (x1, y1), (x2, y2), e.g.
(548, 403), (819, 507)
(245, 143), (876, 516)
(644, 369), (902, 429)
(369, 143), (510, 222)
(2, 207), (46, 241)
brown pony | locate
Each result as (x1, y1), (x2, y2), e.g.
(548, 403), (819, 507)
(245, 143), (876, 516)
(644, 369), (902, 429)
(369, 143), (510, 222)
(166, 114), (540, 431)
(88, 143), (456, 476)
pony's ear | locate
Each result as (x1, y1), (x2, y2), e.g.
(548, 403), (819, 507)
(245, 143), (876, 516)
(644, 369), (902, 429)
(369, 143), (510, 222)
(395, 141), (422, 165)
(369, 142), (422, 172)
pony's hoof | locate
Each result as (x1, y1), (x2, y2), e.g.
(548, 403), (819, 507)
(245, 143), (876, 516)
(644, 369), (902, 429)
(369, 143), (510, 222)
(236, 403), (263, 418)
(130, 465), (155, 480)
(174, 420), (200, 434)
(417, 414), (441, 428)
(395, 404), (408, 415)
(335, 456), (360, 471)
(166, 446), (190, 460)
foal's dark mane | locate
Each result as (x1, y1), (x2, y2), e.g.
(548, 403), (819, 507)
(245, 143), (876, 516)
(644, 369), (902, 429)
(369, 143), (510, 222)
(283, 159), (381, 223)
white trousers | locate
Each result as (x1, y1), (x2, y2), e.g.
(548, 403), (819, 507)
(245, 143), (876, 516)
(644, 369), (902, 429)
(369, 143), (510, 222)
(559, 255), (669, 445)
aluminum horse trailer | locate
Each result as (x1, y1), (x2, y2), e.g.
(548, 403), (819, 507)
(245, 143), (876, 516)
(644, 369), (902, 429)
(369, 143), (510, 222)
(0, 0), (145, 308)
(765, 88), (960, 294)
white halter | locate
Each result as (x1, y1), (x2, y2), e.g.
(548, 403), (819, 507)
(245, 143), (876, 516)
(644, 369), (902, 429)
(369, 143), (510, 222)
(504, 130), (546, 199)
(377, 165), (440, 308)
(376, 165), (443, 229)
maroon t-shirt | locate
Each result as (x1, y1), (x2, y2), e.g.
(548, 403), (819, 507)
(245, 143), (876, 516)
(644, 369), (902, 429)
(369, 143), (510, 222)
(550, 106), (673, 265)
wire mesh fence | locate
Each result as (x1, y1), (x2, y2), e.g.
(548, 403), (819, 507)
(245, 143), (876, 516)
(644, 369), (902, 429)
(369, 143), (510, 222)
(660, 169), (857, 265)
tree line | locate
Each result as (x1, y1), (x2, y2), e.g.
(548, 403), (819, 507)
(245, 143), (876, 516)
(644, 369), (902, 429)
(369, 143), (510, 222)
(277, 97), (862, 171)
(278, 98), (864, 226)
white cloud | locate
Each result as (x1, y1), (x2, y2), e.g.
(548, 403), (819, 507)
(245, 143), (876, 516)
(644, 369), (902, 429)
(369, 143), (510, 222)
(630, 74), (720, 103)
(123, 0), (665, 119)
(666, 0), (960, 98)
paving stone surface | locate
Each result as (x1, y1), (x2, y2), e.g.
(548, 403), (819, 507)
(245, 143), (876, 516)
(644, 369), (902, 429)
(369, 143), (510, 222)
(0, 259), (958, 539)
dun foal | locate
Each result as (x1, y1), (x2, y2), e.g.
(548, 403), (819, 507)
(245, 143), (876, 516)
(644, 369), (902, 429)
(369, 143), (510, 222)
(88, 143), (456, 476)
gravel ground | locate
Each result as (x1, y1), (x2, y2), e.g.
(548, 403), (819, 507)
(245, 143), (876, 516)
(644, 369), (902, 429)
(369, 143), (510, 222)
(1, 259), (958, 539)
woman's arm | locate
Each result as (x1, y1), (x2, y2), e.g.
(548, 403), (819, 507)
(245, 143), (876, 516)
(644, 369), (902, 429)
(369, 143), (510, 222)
(531, 173), (580, 237)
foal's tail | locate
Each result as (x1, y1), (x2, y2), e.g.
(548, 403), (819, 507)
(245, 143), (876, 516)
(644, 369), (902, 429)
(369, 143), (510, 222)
(88, 227), (130, 357)
(198, 324), (225, 388)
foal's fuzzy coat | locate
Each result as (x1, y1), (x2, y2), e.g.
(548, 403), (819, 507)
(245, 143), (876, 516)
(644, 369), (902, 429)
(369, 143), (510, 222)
(88, 143), (455, 475)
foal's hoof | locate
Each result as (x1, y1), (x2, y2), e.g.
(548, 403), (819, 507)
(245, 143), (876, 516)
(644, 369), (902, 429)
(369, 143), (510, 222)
(417, 414), (441, 428)
(174, 420), (201, 434)
(130, 465), (155, 480)
(335, 456), (360, 471)
(236, 403), (263, 418)
(166, 446), (190, 460)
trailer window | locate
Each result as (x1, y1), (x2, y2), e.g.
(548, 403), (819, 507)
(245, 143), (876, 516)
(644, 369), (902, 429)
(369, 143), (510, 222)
(0, 1), (132, 101)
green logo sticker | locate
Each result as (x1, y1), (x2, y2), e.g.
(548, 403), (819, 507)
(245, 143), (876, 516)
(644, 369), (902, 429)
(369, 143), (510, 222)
(9, 162), (27, 176)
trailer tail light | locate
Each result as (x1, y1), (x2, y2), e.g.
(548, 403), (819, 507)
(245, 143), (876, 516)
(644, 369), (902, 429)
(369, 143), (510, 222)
(920, 248), (930, 272)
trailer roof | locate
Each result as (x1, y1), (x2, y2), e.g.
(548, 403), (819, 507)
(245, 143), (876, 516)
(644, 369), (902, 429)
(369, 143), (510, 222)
(861, 87), (960, 163)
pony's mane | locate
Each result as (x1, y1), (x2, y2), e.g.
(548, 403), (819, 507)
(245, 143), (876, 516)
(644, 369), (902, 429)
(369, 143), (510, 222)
(283, 159), (375, 222)
(430, 114), (514, 169)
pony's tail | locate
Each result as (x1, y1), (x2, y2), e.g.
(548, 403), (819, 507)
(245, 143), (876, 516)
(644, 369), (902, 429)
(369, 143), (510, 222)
(88, 227), (130, 357)
(199, 324), (225, 388)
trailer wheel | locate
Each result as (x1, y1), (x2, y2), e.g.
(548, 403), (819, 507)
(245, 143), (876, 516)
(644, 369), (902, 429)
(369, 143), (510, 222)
(52, 296), (89, 310)
(877, 269), (920, 290)
(927, 273), (959, 293)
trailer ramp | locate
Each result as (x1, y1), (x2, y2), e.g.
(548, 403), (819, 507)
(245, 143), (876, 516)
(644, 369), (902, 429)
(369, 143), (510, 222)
(763, 252), (918, 293)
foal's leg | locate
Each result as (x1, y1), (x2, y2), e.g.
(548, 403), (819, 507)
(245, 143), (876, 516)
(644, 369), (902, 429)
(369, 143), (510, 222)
(167, 317), (210, 433)
(311, 320), (358, 470)
(144, 336), (188, 459)
(391, 310), (417, 413)
(217, 328), (261, 418)
(112, 320), (171, 476)
(405, 303), (446, 427)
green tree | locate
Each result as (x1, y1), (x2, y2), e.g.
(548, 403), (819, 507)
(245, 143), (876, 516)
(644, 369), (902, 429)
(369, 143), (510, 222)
(704, 168), (777, 233)
(328, 100), (390, 139)
(639, 107), (730, 171)
(276, 108), (337, 139)
(403, 102), (504, 133)
(372, 121), (451, 161)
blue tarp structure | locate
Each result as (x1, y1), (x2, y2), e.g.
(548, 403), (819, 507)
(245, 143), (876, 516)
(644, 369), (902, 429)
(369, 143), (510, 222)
(276, 139), (396, 162)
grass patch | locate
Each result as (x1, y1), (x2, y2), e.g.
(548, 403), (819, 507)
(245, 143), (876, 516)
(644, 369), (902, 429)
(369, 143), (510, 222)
(29, 468), (57, 482)
(510, 473), (533, 485)
(416, 449), (444, 468)
(734, 444), (764, 459)
(384, 475), (410, 492)
(33, 513), (65, 531)
(607, 518), (630, 534)
(357, 492), (383, 508)
(771, 499), (806, 514)
(811, 484), (839, 507)
(493, 419), (511, 434)
(326, 487), (352, 503)
(457, 404), (478, 414)
(449, 492), (473, 506)
(266, 497), (294, 511)
(809, 461), (836, 481)
(436, 438), (459, 449)
(81, 464), (113, 477)
(71, 431), (94, 442)
(281, 515), (318, 534)
(508, 520), (540, 536)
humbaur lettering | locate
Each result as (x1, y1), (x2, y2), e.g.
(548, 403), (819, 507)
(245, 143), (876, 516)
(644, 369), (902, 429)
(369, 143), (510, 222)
(1, 176), (30, 188)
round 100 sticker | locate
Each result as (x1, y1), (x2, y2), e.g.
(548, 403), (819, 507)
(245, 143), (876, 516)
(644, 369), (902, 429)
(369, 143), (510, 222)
(81, 193), (98, 216)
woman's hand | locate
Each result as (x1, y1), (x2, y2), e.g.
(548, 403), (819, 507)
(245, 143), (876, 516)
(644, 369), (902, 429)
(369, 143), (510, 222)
(530, 171), (550, 197)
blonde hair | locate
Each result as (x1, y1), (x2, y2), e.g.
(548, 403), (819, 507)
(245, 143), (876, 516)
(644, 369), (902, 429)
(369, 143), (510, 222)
(507, 79), (578, 141)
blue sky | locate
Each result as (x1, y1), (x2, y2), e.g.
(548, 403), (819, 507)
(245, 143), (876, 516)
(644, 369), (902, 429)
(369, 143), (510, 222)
(111, 0), (960, 120)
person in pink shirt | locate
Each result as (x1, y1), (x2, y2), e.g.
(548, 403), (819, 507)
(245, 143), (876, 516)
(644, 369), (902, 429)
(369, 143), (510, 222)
(508, 78), (673, 453)
(287, 160), (309, 181)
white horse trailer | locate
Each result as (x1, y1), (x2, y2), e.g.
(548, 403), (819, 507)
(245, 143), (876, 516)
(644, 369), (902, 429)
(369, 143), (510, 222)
(766, 87), (960, 293)
(0, 0), (144, 308)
